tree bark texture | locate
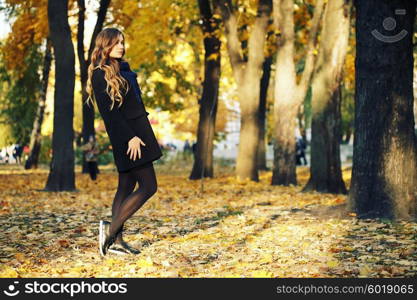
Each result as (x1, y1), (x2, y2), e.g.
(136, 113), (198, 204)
(45, 0), (76, 191)
(272, 0), (325, 186)
(190, 0), (222, 179)
(216, 0), (272, 181)
(349, 0), (417, 220)
(304, 0), (352, 194)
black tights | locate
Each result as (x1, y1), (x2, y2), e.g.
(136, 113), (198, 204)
(110, 162), (157, 244)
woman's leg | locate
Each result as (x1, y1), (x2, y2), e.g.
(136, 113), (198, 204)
(112, 171), (137, 244)
(87, 162), (96, 180)
(108, 163), (157, 241)
(91, 162), (98, 180)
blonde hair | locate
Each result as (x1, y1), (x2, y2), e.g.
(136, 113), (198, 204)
(86, 28), (130, 110)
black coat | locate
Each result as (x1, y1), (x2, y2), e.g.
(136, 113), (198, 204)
(91, 60), (163, 172)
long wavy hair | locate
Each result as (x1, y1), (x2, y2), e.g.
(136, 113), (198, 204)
(86, 28), (130, 110)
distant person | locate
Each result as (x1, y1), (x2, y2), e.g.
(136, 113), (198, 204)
(183, 139), (191, 153)
(12, 144), (18, 164)
(81, 135), (100, 181)
(183, 139), (192, 159)
(23, 145), (30, 161)
(166, 142), (176, 151)
(13, 144), (23, 164)
(296, 136), (307, 166)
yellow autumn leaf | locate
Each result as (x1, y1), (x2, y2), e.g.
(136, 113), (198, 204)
(327, 260), (339, 268)
(251, 270), (274, 278)
(142, 231), (156, 239)
(224, 274), (242, 278)
(14, 253), (26, 263)
(137, 257), (154, 268)
(259, 254), (273, 264)
(359, 265), (372, 277)
(0, 266), (19, 278)
(105, 258), (123, 266)
(343, 246), (354, 252)
(161, 260), (171, 267)
(207, 53), (219, 61)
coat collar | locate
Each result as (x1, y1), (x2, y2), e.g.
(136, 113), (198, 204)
(117, 59), (142, 99)
(117, 59), (130, 72)
(117, 59), (137, 78)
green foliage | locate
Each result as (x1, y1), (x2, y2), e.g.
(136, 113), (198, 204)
(38, 135), (51, 164)
(137, 54), (196, 112)
(304, 85), (312, 129)
(0, 43), (43, 145)
(341, 83), (354, 143)
(0, 126), (13, 148)
(295, 58), (306, 75)
(156, 147), (169, 165)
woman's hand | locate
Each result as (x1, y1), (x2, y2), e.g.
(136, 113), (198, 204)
(127, 136), (146, 160)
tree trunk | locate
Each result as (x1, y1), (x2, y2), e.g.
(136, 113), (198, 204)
(349, 0), (417, 220)
(25, 37), (52, 170)
(216, 0), (272, 181)
(77, 0), (110, 173)
(272, 104), (299, 185)
(271, 0), (325, 186)
(77, 0), (91, 174)
(45, 0), (76, 191)
(303, 0), (351, 194)
(303, 86), (312, 142)
(257, 55), (273, 170)
(190, 0), (221, 179)
(304, 84), (347, 193)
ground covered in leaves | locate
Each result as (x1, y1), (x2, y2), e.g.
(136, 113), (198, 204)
(0, 161), (416, 278)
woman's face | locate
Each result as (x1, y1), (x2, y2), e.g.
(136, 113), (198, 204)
(109, 35), (124, 59)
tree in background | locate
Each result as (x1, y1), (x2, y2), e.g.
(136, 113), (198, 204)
(257, 23), (276, 171)
(76, 0), (110, 174)
(44, 0), (76, 191)
(271, 0), (325, 186)
(303, 0), (352, 194)
(215, 0), (273, 181)
(0, 44), (42, 146)
(0, 0), (48, 149)
(25, 37), (52, 169)
(190, 0), (222, 179)
(340, 27), (356, 145)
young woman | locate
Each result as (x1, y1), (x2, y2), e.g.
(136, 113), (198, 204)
(86, 28), (163, 256)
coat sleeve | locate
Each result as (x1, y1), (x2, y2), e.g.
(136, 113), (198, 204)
(92, 69), (137, 144)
